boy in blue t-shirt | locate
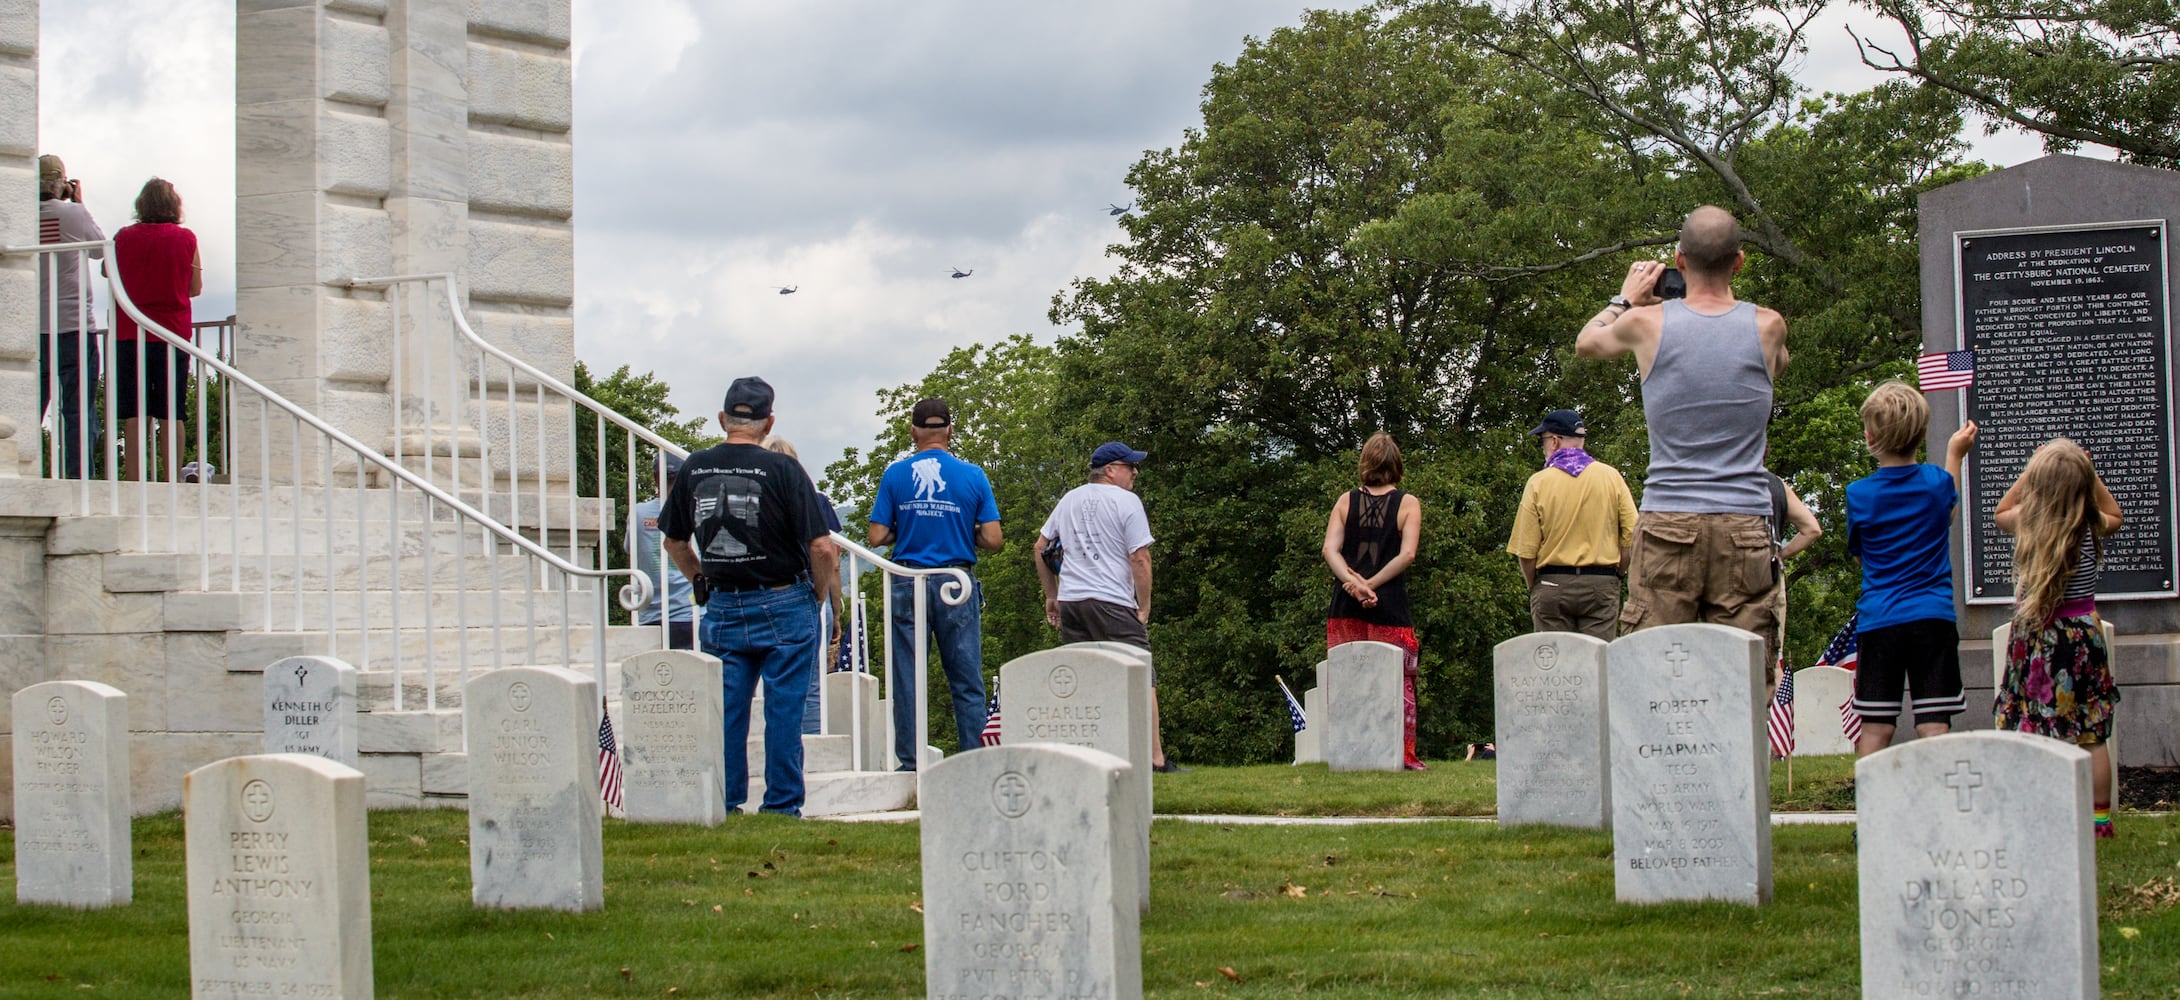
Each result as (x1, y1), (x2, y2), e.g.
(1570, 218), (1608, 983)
(1844, 380), (1978, 757)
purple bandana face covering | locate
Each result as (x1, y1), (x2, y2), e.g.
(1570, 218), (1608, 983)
(1548, 447), (1594, 477)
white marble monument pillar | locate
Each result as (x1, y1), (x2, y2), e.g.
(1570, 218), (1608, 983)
(234, 0), (576, 484)
(0, 0), (38, 474)
(235, 0), (395, 479)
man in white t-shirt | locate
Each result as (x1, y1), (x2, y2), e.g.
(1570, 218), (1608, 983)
(1034, 441), (1180, 772)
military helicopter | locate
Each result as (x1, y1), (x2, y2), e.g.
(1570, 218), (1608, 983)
(1107, 202), (1132, 216)
(772, 285), (798, 295)
(949, 267), (974, 279)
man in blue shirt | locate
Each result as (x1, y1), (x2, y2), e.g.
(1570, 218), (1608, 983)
(868, 398), (1003, 769)
(628, 453), (696, 649)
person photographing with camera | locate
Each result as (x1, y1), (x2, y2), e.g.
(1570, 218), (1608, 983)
(1574, 205), (1791, 668)
(37, 154), (106, 479)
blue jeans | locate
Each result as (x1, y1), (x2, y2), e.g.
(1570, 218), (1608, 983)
(701, 582), (821, 816)
(889, 574), (987, 769)
(39, 330), (101, 479)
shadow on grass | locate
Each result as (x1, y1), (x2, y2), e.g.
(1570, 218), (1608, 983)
(1150, 756), (1859, 817)
(3, 777), (2175, 998)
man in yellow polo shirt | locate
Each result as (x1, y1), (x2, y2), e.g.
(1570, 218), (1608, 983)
(1506, 409), (1639, 640)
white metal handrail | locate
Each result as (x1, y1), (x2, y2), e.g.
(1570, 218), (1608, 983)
(343, 272), (977, 782)
(7, 240), (652, 714)
(830, 533), (973, 787)
(344, 272), (686, 645)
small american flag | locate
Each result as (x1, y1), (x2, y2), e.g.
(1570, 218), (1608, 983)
(1276, 675), (1307, 733)
(1917, 349), (1975, 392)
(1767, 663), (1796, 759)
(597, 699), (624, 811)
(1816, 616), (1863, 743)
(979, 682), (1003, 747)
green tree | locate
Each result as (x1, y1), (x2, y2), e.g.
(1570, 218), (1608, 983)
(1046, 8), (1645, 761)
(573, 361), (718, 620)
(1854, 0), (2180, 167)
(846, 2), (1989, 761)
(1406, 0), (1981, 665)
(822, 336), (1084, 750)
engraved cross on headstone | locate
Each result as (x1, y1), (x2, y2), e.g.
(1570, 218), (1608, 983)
(994, 773), (1031, 817)
(1663, 643), (1691, 678)
(1942, 760), (1985, 812)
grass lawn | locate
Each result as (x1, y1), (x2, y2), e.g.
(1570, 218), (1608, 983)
(4, 769), (2176, 998)
(1151, 755), (1856, 816)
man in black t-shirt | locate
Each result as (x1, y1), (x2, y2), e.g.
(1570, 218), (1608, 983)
(661, 376), (841, 817)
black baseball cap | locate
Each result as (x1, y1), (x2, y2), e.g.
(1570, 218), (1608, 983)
(724, 377), (774, 419)
(1529, 409), (1586, 437)
(911, 398), (952, 429)
(1090, 441), (1148, 467)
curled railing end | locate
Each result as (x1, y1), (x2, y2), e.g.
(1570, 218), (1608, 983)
(936, 566), (974, 606)
(617, 572), (655, 614)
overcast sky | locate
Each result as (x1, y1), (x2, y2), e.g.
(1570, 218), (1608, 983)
(38, 0), (2046, 484)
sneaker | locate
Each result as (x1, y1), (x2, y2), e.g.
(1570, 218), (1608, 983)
(1152, 760), (1188, 774)
(2094, 818), (2116, 840)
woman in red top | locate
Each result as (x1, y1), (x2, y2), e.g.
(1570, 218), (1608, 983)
(113, 177), (201, 481)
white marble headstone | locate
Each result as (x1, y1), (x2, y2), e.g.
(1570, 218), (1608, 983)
(1493, 632), (1610, 828)
(1066, 640), (1152, 674)
(618, 649), (725, 826)
(1295, 681), (1325, 765)
(1857, 731), (2097, 1000)
(464, 666), (603, 911)
(1607, 624), (1772, 905)
(184, 753), (371, 1000)
(1790, 665), (1855, 757)
(12, 680), (131, 907)
(920, 743), (1140, 1000)
(1003, 646), (1152, 911)
(1323, 641), (1403, 772)
(263, 655), (358, 766)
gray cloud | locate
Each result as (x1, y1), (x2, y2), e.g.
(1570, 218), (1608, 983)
(38, 0), (2049, 491)
(570, 1), (1374, 480)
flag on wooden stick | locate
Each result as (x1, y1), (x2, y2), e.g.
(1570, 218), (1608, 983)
(1767, 663), (1796, 759)
(597, 698), (624, 811)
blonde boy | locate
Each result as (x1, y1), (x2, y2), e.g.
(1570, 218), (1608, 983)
(1843, 381), (1978, 755)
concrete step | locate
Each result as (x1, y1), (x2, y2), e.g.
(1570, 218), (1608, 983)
(396, 749), (913, 818)
(802, 770), (916, 817)
(57, 512), (535, 559)
(357, 670), (471, 713)
(358, 708), (466, 754)
(114, 549), (593, 594)
(158, 587), (600, 635)
(225, 623), (659, 675)
(37, 481), (613, 526)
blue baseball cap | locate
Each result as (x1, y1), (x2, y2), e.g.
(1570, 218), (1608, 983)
(724, 377), (774, 419)
(1090, 441), (1148, 468)
(660, 453), (684, 477)
(1529, 409), (1586, 437)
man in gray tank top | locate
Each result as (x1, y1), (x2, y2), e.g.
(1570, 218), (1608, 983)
(1574, 206), (1791, 670)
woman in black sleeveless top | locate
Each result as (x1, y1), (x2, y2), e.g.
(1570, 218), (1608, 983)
(1320, 432), (1425, 769)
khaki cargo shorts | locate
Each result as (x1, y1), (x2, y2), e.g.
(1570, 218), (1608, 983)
(1620, 511), (1781, 669)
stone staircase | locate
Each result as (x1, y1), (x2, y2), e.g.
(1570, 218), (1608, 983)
(0, 476), (919, 819)
(0, 477), (648, 815)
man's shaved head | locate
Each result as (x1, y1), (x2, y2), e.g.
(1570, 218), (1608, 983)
(1678, 205), (1743, 275)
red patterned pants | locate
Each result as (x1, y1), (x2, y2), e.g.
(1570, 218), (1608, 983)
(1326, 619), (1423, 769)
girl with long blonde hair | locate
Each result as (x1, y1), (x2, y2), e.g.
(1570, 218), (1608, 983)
(1993, 437), (2124, 837)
